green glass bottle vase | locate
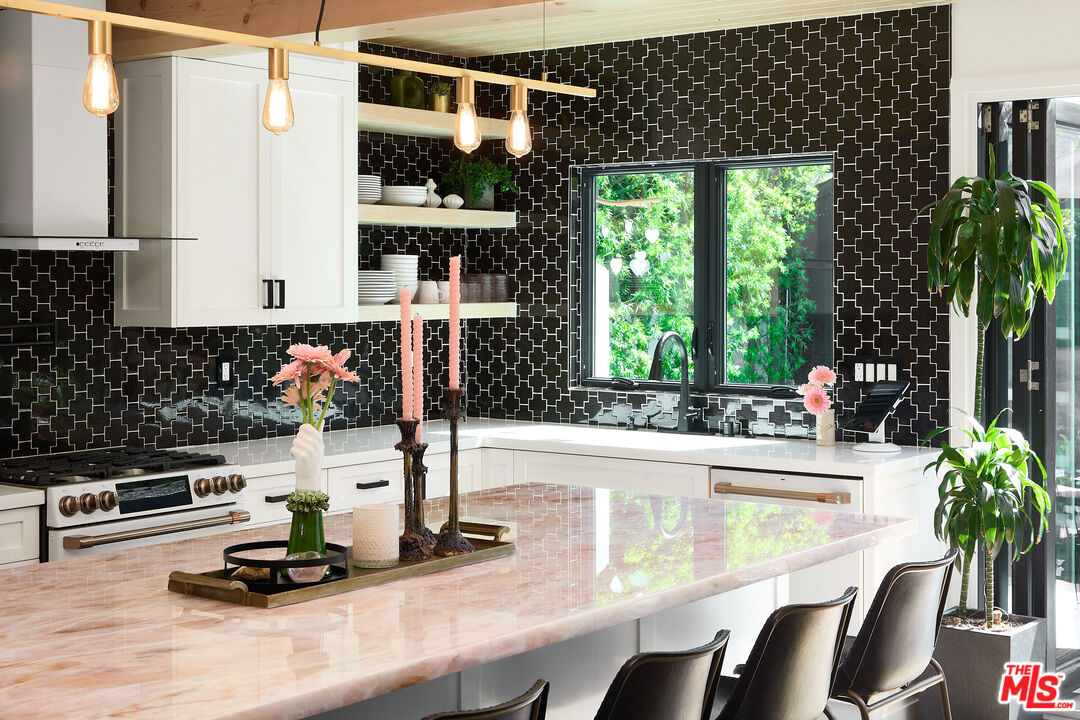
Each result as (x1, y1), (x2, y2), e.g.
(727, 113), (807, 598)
(286, 508), (327, 555)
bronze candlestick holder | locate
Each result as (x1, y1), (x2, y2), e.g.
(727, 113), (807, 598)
(395, 418), (434, 560)
(434, 387), (474, 557)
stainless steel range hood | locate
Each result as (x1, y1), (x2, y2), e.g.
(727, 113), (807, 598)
(0, 3), (194, 252)
(0, 236), (194, 251)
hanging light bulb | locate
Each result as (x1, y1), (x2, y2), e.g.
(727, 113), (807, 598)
(82, 21), (119, 117)
(262, 48), (295, 135)
(454, 76), (482, 153)
(505, 84), (532, 158)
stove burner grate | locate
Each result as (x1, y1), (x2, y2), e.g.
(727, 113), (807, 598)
(0, 448), (227, 486)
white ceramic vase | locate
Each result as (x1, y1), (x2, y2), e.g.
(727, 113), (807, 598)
(816, 409), (836, 446)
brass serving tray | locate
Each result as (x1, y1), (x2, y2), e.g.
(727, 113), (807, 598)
(168, 535), (515, 609)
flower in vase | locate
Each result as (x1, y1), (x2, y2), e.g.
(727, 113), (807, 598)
(796, 383), (817, 396)
(319, 349), (360, 383)
(272, 359), (306, 386)
(280, 385), (302, 407)
(808, 365), (837, 386)
(802, 385), (832, 416)
(287, 344), (333, 364)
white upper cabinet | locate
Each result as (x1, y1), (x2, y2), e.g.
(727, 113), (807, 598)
(113, 54), (357, 328)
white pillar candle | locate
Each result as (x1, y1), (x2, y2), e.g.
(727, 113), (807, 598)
(352, 504), (400, 568)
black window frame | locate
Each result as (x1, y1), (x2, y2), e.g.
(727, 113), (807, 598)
(578, 154), (834, 399)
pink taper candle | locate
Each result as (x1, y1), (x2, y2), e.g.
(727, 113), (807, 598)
(400, 289), (413, 419)
(449, 256), (461, 389)
(412, 314), (424, 442)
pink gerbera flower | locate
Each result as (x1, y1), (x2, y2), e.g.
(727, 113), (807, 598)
(280, 384), (302, 407)
(802, 385), (832, 416)
(319, 348), (360, 383)
(271, 359), (306, 386)
(796, 383), (816, 396)
(287, 344), (333, 364)
(808, 365), (836, 386)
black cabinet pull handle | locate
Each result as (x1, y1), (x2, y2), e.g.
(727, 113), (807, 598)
(263, 279), (275, 309)
(356, 480), (390, 490)
(265, 494), (290, 503)
(276, 279), (286, 309)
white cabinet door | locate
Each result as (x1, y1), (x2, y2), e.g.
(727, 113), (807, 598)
(0, 507), (38, 565)
(513, 451), (710, 498)
(269, 73), (357, 325)
(480, 448), (515, 489)
(426, 449), (483, 499)
(174, 58), (272, 327)
(709, 467), (866, 622)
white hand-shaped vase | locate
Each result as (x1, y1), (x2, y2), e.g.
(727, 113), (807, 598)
(291, 423), (325, 492)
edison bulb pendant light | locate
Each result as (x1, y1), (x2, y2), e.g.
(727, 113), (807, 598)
(83, 21), (119, 117)
(454, 77), (482, 153)
(262, 48), (295, 134)
(505, 84), (532, 158)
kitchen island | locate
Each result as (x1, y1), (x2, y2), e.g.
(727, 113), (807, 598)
(0, 483), (915, 720)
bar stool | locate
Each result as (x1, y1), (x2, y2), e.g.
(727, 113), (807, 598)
(710, 587), (858, 720)
(829, 550), (958, 719)
(594, 630), (730, 720)
(422, 680), (549, 720)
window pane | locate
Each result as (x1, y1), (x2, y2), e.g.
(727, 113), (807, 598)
(725, 164), (834, 386)
(591, 170), (695, 382)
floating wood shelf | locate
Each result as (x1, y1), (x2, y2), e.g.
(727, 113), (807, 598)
(358, 102), (510, 140)
(357, 302), (517, 322)
(358, 204), (516, 229)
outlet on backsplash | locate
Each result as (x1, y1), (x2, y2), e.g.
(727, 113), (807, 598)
(849, 356), (902, 384)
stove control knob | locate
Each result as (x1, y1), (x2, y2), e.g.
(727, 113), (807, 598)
(193, 478), (212, 498)
(78, 493), (98, 514)
(212, 476), (228, 495)
(58, 496), (78, 517)
(228, 474), (246, 493)
(97, 490), (118, 511)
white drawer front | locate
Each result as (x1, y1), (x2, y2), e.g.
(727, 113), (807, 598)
(327, 460), (404, 511)
(245, 473), (301, 526)
(0, 507), (38, 564)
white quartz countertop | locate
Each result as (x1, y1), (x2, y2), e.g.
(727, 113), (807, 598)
(0, 483), (45, 510)
(185, 419), (936, 479)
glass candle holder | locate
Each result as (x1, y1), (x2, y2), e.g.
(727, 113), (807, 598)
(353, 504), (400, 568)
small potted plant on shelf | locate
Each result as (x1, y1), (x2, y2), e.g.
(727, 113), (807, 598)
(922, 145), (1066, 720)
(427, 81), (452, 113)
(443, 155), (519, 210)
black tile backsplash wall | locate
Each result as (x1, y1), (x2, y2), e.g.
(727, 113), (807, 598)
(467, 6), (952, 444)
(0, 7), (950, 458)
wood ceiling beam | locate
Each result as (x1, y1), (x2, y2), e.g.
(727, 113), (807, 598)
(105, 0), (547, 59)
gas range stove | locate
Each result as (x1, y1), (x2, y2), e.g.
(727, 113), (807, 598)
(0, 448), (251, 561)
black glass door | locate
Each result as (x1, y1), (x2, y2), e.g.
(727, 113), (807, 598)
(983, 98), (1080, 674)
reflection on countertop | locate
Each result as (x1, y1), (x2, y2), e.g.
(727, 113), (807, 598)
(0, 483), (915, 720)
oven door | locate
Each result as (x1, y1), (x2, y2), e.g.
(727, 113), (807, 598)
(48, 504), (250, 561)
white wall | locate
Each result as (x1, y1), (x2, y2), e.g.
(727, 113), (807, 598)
(949, 0), (1080, 422)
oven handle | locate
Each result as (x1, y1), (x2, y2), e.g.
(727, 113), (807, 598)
(713, 482), (851, 505)
(62, 510), (251, 550)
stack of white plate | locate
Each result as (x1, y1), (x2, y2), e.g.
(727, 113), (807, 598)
(380, 186), (427, 207)
(381, 255), (420, 303)
(357, 270), (397, 305)
(359, 175), (382, 205)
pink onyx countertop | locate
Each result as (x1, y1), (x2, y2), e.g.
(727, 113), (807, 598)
(0, 484), (915, 720)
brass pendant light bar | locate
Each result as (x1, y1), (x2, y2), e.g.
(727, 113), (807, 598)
(0, 0), (597, 98)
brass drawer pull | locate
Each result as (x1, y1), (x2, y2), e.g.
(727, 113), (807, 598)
(356, 479), (391, 490)
(713, 482), (851, 505)
(62, 510), (251, 549)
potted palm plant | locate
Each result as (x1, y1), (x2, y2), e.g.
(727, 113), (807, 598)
(923, 147), (1066, 719)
